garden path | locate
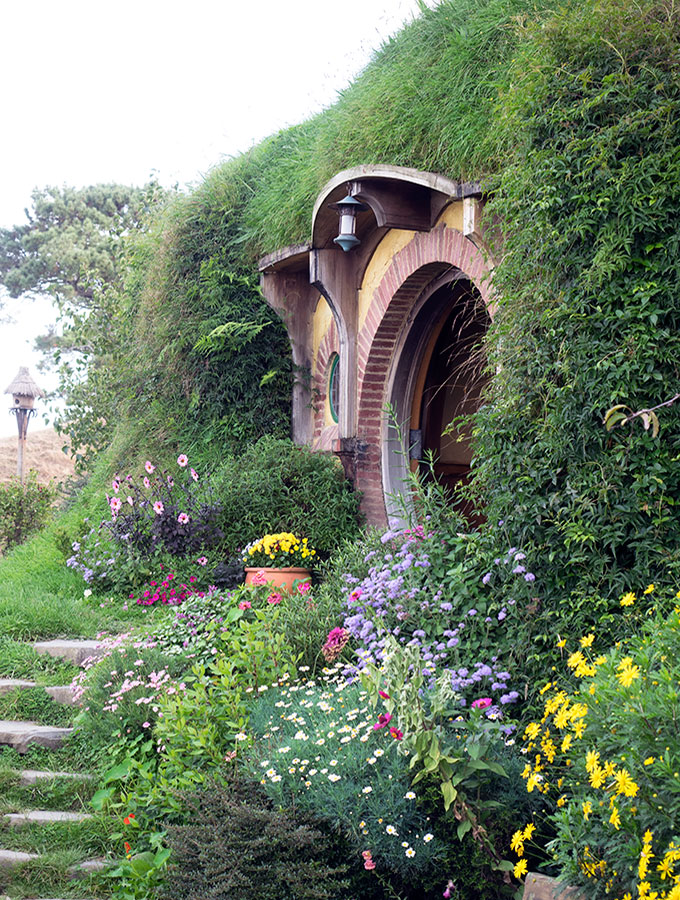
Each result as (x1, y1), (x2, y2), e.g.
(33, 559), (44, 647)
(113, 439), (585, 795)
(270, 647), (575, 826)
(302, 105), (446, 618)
(0, 638), (110, 900)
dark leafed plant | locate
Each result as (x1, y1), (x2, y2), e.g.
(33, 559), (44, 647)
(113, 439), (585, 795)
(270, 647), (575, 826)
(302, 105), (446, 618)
(162, 779), (349, 900)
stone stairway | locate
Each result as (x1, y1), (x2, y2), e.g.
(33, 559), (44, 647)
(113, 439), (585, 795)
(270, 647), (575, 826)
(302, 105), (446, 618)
(0, 638), (111, 899)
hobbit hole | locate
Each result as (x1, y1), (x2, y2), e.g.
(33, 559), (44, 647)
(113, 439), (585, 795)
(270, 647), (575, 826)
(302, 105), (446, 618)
(259, 165), (494, 526)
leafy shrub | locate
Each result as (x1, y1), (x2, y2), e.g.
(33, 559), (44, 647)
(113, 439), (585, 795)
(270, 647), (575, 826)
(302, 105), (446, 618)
(515, 591), (680, 898)
(472, 0), (680, 623)
(0, 472), (58, 552)
(162, 778), (349, 900)
(212, 436), (363, 558)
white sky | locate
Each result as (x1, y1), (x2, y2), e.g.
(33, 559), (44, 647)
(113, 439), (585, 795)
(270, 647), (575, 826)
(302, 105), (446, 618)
(0, 0), (429, 437)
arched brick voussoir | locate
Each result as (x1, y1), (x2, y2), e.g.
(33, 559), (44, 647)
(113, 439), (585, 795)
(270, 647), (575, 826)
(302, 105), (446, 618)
(356, 226), (494, 401)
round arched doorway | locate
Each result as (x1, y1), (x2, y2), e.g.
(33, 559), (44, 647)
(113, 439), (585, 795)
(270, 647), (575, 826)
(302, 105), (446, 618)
(383, 273), (490, 523)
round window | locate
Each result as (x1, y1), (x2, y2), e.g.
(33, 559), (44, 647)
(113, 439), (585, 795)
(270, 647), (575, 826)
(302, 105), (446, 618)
(329, 354), (340, 423)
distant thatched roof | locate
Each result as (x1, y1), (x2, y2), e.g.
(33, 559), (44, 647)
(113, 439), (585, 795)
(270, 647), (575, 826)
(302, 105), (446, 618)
(4, 367), (44, 398)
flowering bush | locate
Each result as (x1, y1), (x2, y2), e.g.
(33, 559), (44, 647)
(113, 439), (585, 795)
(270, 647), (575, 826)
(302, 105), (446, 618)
(72, 635), (189, 755)
(67, 456), (223, 592)
(243, 532), (316, 569)
(246, 669), (441, 878)
(515, 591), (680, 899)
(340, 528), (528, 712)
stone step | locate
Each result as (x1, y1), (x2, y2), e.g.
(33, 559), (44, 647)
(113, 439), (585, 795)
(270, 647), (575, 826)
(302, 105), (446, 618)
(19, 769), (94, 785)
(0, 847), (39, 867)
(45, 685), (78, 706)
(0, 679), (77, 706)
(4, 810), (93, 827)
(0, 845), (106, 876)
(0, 720), (73, 754)
(0, 679), (35, 695)
(33, 639), (105, 667)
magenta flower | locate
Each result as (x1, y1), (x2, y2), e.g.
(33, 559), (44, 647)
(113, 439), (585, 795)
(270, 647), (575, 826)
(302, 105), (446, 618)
(153, 501), (164, 515)
(177, 512), (190, 524)
(373, 712), (393, 730)
(177, 454), (188, 467)
(378, 690), (390, 700)
(322, 627), (350, 662)
(297, 581), (311, 594)
(250, 570), (267, 586)
(267, 592), (282, 605)
(471, 697), (493, 710)
(389, 726), (403, 741)
(145, 461), (155, 474)
(238, 600), (251, 610)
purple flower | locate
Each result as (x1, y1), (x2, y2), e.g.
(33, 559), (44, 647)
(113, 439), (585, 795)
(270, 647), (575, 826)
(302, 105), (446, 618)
(512, 565), (526, 574)
(482, 572), (491, 585)
(525, 572), (536, 582)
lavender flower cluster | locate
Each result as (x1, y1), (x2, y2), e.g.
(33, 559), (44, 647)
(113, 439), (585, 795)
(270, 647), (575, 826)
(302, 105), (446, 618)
(341, 530), (533, 714)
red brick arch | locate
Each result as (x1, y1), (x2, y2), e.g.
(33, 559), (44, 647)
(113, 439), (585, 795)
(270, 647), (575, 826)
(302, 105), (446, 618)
(354, 225), (493, 524)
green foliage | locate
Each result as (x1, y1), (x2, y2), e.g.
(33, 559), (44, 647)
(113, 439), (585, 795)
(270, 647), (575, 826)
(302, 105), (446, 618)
(162, 778), (349, 900)
(0, 471), (58, 552)
(471, 0), (680, 632)
(212, 436), (362, 557)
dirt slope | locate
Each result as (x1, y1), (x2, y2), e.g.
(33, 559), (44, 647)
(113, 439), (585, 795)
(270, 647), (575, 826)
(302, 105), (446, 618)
(0, 428), (76, 484)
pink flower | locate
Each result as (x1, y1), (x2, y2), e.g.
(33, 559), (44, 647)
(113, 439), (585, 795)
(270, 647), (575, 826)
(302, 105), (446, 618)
(322, 627), (349, 662)
(373, 712), (393, 731)
(378, 690), (390, 700)
(196, 556), (208, 566)
(153, 501), (164, 515)
(267, 592), (282, 605)
(297, 581), (311, 594)
(471, 697), (493, 710)
(362, 850), (376, 871)
(112, 478), (120, 493)
(389, 727), (403, 741)
(177, 454), (188, 467)
(110, 497), (122, 513)
(145, 461), (155, 474)
(127, 496), (134, 506)
(250, 570), (267, 586)
(142, 721), (150, 728)
(190, 468), (199, 482)
(238, 600), (251, 610)
(177, 512), (190, 524)
(143, 477), (151, 489)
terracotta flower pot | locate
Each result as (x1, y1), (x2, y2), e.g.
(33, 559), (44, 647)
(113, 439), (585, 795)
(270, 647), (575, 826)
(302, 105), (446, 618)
(244, 567), (311, 594)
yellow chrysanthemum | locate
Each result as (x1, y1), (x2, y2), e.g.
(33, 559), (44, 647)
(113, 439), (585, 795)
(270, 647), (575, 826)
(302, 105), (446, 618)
(621, 592), (636, 607)
(580, 633), (595, 648)
(514, 859), (528, 879)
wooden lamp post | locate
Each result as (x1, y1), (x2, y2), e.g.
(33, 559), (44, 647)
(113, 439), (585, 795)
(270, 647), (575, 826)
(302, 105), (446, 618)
(4, 367), (44, 483)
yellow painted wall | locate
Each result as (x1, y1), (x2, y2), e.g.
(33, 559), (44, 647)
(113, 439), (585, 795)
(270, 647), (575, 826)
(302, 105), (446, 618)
(311, 293), (339, 427)
(357, 200), (465, 330)
(312, 293), (333, 367)
(435, 200), (464, 232)
(357, 229), (415, 331)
